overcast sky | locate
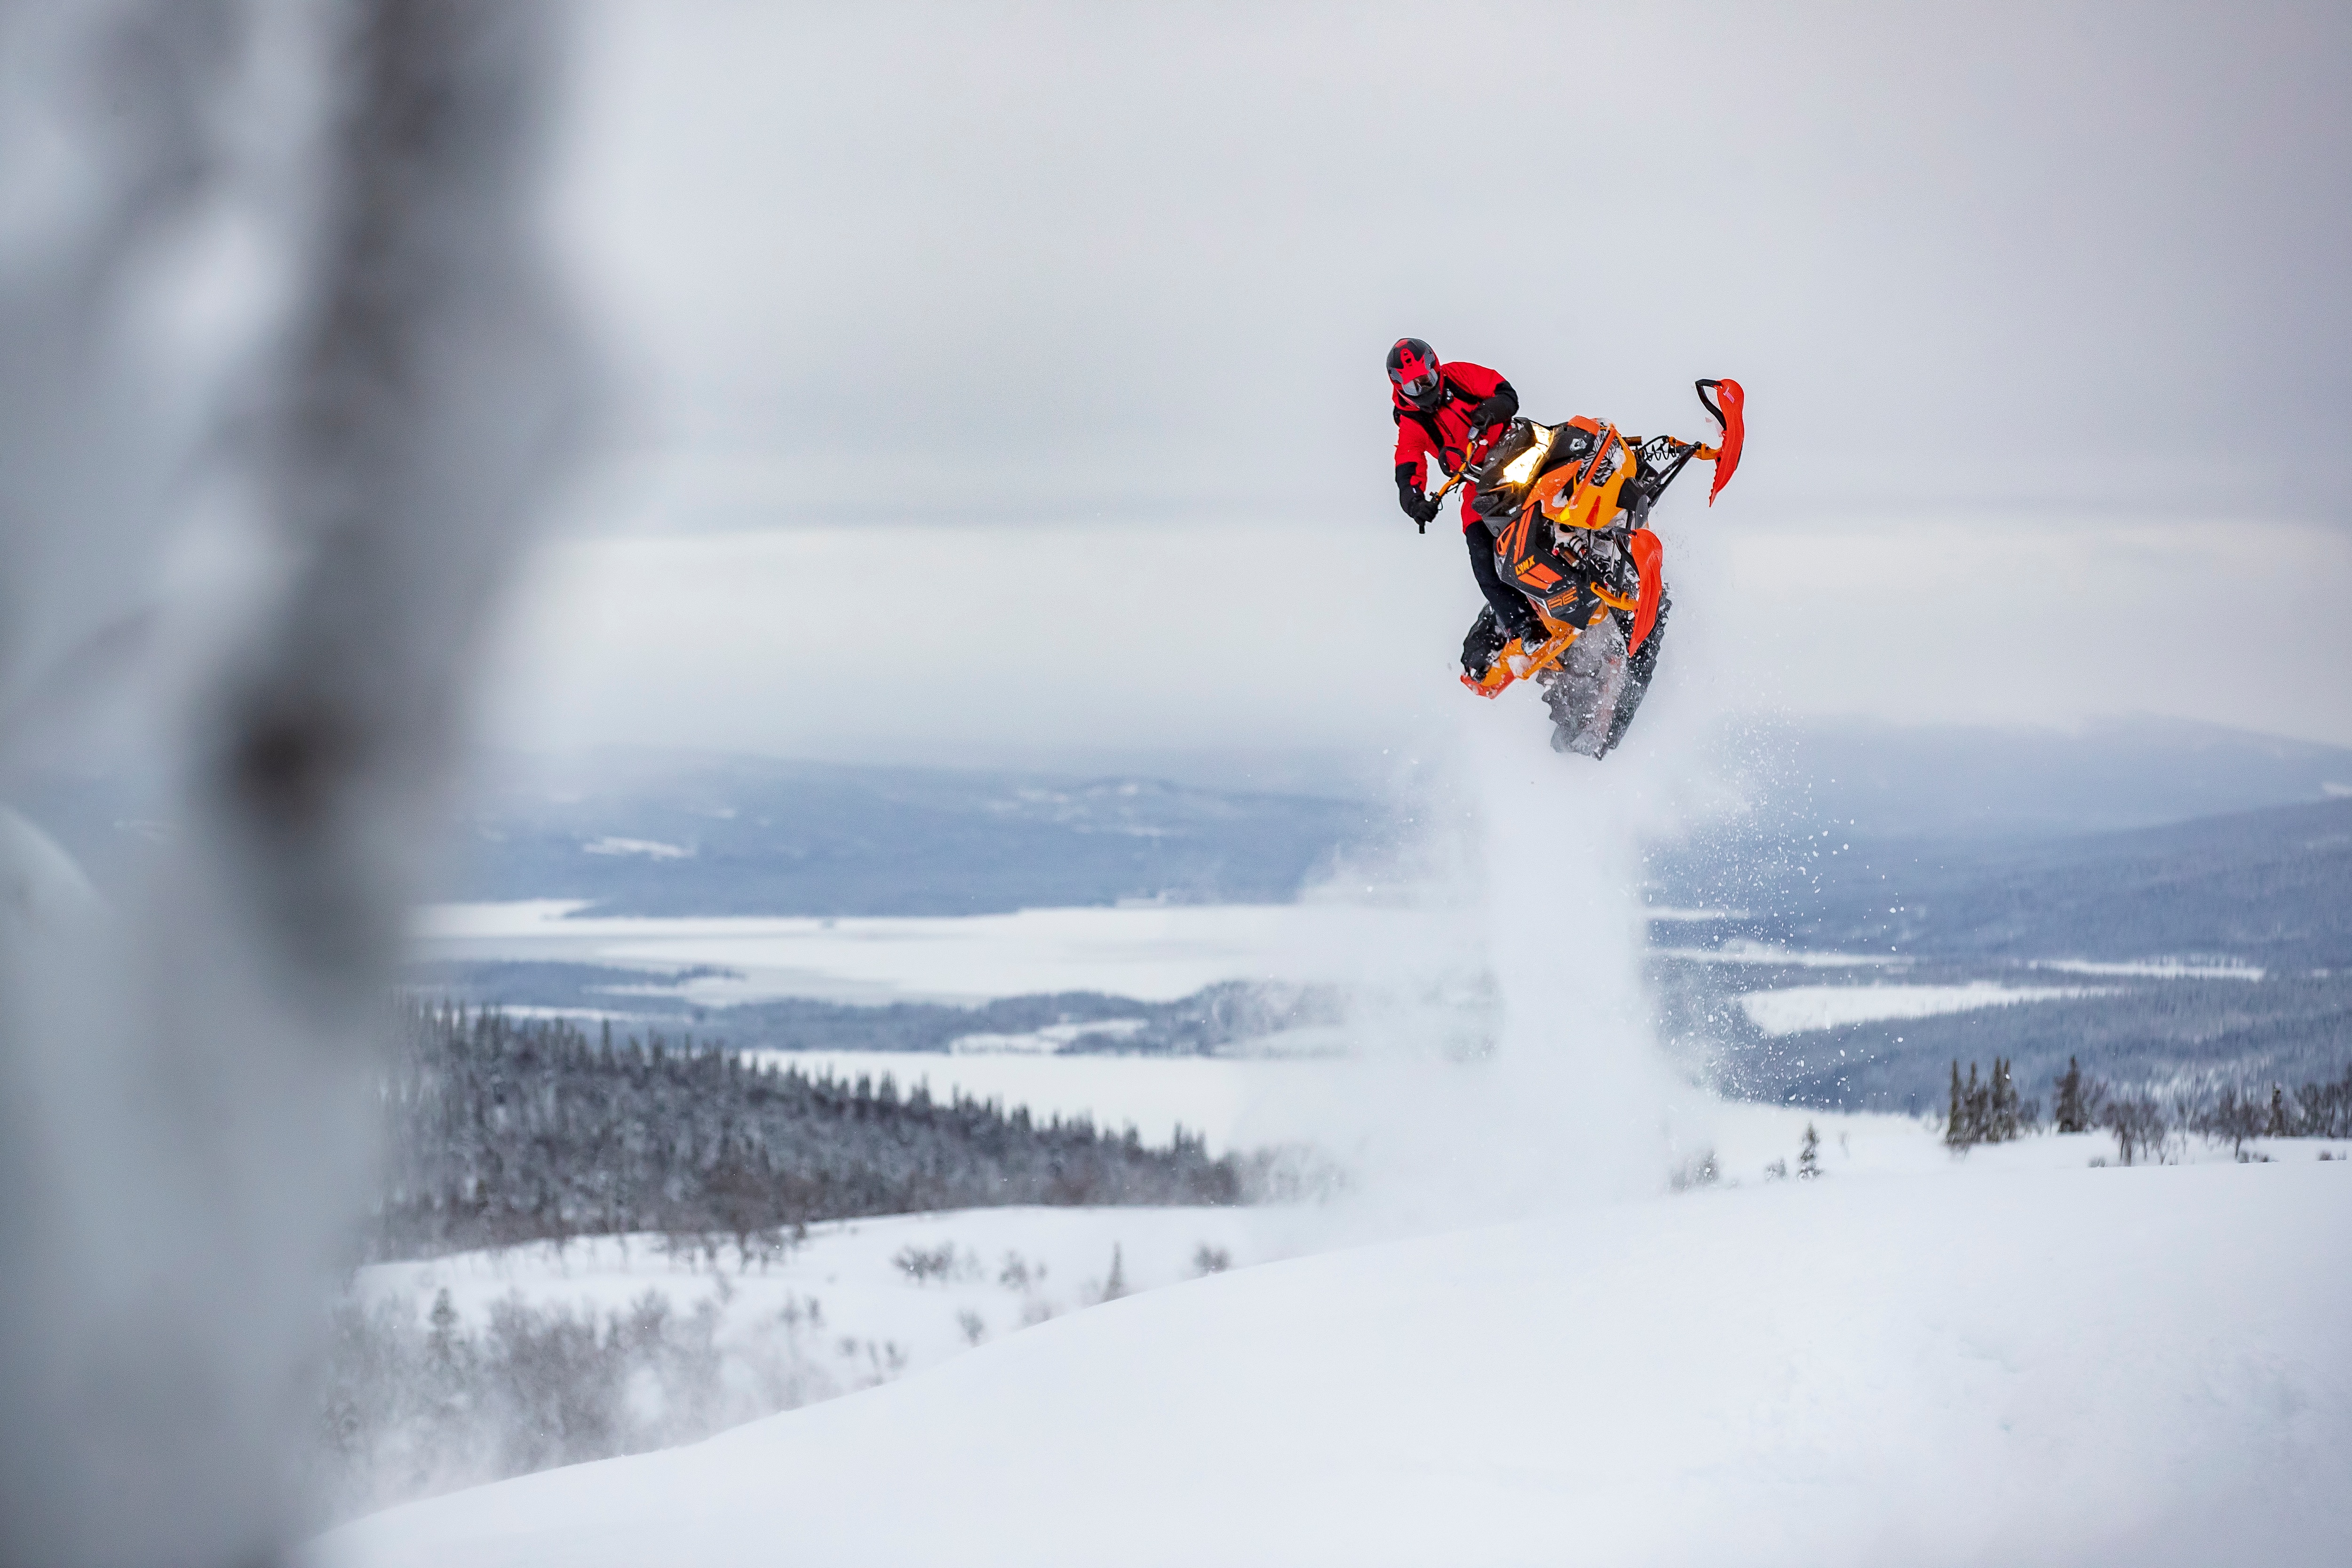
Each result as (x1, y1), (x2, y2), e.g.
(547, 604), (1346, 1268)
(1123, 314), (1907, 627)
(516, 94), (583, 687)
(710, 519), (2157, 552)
(481, 0), (2352, 764)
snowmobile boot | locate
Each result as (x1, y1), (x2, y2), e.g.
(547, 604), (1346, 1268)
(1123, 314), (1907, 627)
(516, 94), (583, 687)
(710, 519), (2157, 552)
(1460, 606), (1506, 681)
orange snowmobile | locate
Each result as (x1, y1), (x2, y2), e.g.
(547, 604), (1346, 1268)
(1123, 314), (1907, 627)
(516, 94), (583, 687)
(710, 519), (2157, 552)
(1452, 379), (1745, 757)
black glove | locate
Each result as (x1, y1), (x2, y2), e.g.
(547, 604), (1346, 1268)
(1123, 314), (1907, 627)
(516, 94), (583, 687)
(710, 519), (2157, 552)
(1398, 478), (1441, 530)
(1470, 382), (1519, 431)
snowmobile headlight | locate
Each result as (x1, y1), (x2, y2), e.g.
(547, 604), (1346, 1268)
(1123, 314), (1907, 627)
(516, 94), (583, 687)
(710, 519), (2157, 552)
(1499, 425), (1554, 486)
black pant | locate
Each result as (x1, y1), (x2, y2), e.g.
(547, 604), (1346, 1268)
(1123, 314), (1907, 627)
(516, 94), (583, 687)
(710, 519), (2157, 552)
(1464, 525), (1543, 642)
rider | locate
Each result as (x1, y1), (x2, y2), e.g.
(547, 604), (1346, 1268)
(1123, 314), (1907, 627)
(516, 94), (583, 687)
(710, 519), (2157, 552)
(1387, 338), (1545, 663)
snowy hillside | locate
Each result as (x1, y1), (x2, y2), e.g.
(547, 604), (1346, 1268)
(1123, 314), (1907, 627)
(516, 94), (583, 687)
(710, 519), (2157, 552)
(315, 1205), (1315, 1520)
(311, 1136), (2351, 1568)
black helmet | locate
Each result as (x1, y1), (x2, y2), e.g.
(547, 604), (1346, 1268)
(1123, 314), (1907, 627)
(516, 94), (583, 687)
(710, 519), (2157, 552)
(1387, 337), (1442, 411)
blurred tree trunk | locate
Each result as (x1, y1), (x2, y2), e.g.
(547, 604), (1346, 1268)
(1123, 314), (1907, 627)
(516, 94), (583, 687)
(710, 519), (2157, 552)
(0, 3), (580, 1562)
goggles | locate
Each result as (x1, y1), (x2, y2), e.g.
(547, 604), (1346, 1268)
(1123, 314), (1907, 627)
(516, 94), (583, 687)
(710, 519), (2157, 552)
(1394, 365), (1439, 400)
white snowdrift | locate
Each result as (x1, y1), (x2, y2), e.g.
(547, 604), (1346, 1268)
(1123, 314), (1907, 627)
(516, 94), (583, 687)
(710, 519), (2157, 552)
(311, 1161), (2352, 1568)
(352, 1204), (1314, 1387)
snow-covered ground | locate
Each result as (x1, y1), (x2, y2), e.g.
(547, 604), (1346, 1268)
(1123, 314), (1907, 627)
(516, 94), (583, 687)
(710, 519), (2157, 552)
(313, 1139), (2352, 1568)
(343, 1102), (2061, 1419)
(377, 778), (2351, 1565)
(353, 1204), (1322, 1394)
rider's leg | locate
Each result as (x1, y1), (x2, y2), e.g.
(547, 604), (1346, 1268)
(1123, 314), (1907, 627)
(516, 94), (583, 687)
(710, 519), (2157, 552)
(1463, 524), (1546, 645)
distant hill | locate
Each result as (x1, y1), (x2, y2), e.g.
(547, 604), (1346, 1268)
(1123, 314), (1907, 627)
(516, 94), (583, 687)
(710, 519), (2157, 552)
(1653, 795), (2352, 1111)
(425, 722), (2352, 917)
(435, 749), (1384, 915)
(1726, 715), (2352, 840)
(1658, 795), (2352, 972)
(13, 720), (2347, 922)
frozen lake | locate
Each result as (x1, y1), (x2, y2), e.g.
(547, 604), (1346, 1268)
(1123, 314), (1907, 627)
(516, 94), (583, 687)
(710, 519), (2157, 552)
(1737, 981), (2108, 1037)
(411, 900), (2186, 1148)
(413, 899), (1473, 1005)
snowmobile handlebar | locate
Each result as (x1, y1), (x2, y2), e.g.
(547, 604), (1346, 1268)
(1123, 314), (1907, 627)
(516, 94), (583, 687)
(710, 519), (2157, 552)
(1416, 429), (1502, 533)
(1414, 379), (1742, 532)
(1626, 381), (1745, 511)
(1696, 379), (1727, 427)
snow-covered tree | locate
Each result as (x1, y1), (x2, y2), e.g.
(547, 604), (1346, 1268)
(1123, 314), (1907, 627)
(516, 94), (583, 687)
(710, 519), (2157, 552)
(2052, 1056), (2104, 1134)
(1988, 1057), (2019, 1142)
(0, 4), (579, 1560)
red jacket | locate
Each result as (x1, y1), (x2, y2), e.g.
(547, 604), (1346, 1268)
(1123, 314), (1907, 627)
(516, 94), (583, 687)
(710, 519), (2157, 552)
(1392, 360), (1516, 530)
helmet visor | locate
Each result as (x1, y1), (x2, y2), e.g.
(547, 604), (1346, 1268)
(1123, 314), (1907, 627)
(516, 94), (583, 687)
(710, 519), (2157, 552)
(1396, 366), (1439, 400)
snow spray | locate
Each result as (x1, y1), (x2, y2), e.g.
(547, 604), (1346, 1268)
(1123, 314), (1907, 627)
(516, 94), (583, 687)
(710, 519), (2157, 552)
(1286, 706), (1706, 1239)
(1461, 719), (1680, 1209)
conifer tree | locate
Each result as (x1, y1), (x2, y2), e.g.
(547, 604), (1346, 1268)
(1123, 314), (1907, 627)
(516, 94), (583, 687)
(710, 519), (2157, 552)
(1797, 1123), (1821, 1179)
(370, 1004), (1243, 1258)
(2054, 1057), (2088, 1133)
(1989, 1058), (2018, 1142)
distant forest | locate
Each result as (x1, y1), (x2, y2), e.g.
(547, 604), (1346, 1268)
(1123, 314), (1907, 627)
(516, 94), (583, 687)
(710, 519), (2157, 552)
(371, 1008), (1241, 1260)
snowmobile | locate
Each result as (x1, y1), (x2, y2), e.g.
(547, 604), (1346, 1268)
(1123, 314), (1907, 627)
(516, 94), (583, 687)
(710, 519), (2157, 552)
(1451, 378), (1744, 757)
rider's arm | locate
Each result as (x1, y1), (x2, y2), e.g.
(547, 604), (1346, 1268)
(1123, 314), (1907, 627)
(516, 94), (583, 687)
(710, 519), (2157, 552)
(1470, 378), (1518, 432)
(1394, 415), (1437, 518)
(1440, 363), (1518, 439)
(1396, 465), (1428, 519)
